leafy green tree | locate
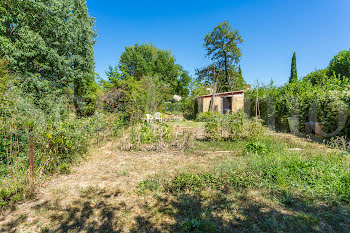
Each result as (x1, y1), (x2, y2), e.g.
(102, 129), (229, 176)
(119, 43), (191, 97)
(196, 63), (243, 92)
(0, 0), (97, 116)
(203, 21), (243, 91)
(289, 52), (298, 83)
(303, 69), (328, 86)
(328, 50), (350, 80)
(102, 67), (146, 120)
(175, 68), (191, 97)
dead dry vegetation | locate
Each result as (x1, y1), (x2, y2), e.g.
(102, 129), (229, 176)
(0, 121), (349, 233)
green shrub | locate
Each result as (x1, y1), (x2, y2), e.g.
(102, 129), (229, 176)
(140, 123), (155, 143)
(166, 172), (223, 193)
(196, 111), (222, 122)
(182, 218), (216, 233)
(328, 50), (350, 80)
(205, 114), (223, 141)
(131, 122), (172, 147)
(245, 142), (268, 154)
(204, 110), (265, 141)
(0, 108), (123, 209)
(136, 176), (161, 195)
(57, 163), (71, 174)
(245, 59), (350, 138)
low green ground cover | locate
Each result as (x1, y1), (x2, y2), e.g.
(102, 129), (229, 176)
(136, 120), (350, 232)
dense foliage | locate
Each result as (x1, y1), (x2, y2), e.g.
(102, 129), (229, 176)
(328, 50), (350, 80)
(245, 50), (350, 138)
(0, 0), (97, 116)
(203, 110), (265, 141)
(0, 0), (108, 208)
(119, 43), (191, 97)
(101, 43), (192, 120)
(203, 21), (243, 91)
(197, 21), (245, 92)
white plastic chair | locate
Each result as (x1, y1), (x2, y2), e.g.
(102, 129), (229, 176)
(145, 114), (154, 123)
(154, 112), (162, 122)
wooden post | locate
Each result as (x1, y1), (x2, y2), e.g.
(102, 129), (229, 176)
(97, 131), (99, 145)
(210, 66), (217, 112)
(29, 126), (34, 181)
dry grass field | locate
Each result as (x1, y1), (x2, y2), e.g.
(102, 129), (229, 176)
(0, 121), (349, 232)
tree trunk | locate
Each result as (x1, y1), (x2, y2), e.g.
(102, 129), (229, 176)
(224, 54), (228, 91)
(210, 81), (217, 112)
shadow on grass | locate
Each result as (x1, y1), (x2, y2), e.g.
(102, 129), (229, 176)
(131, 190), (349, 233)
(0, 187), (124, 233)
(1, 188), (349, 232)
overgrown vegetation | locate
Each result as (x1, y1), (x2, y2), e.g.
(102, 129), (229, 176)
(204, 110), (265, 141)
(120, 122), (194, 152)
(1, 2), (349, 231)
(100, 43), (192, 121)
(0, 0), (121, 209)
(134, 121), (349, 232)
(245, 50), (350, 139)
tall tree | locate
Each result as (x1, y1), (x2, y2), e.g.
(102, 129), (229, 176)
(119, 43), (191, 97)
(236, 65), (245, 90)
(203, 21), (243, 91)
(0, 0), (97, 116)
(238, 65), (242, 78)
(327, 50), (350, 80)
(289, 52), (298, 83)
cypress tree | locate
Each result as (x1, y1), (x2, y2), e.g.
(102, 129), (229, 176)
(289, 52), (297, 83)
(237, 65), (245, 89)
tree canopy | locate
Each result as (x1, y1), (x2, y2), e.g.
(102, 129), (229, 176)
(203, 21), (243, 91)
(328, 50), (350, 80)
(118, 43), (191, 96)
(0, 0), (97, 116)
(101, 43), (192, 118)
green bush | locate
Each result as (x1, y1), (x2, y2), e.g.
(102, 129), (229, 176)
(245, 142), (268, 154)
(328, 50), (350, 80)
(204, 114), (223, 141)
(57, 163), (71, 174)
(131, 122), (172, 146)
(245, 74), (350, 137)
(196, 111), (222, 122)
(140, 123), (155, 143)
(0, 108), (123, 208)
(136, 177), (161, 195)
(204, 110), (265, 141)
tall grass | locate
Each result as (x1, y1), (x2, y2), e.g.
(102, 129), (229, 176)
(139, 134), (349, 204)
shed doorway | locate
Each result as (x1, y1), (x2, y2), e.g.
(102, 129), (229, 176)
(222, 97), (232, 113)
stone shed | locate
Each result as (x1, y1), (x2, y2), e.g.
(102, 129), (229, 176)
(196, 91), (245, 114)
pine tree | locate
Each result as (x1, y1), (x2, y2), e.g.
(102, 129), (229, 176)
(289, 52), (297, 83)
(203, 21), (243, 92)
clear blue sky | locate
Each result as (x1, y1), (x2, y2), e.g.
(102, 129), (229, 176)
(87, 0), (350, 86)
